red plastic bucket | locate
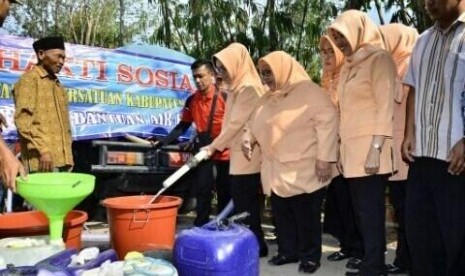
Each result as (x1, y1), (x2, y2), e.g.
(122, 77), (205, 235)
(102, 195), (182, 259)
(0, 210), (88, 249)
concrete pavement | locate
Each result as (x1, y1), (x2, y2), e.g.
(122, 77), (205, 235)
(260, 233), (404, 275)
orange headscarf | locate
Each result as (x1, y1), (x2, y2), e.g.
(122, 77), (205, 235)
(319, 35), (345, 105)
(328, 10), (384, 68)
(380, 23), (418, 104)
(258, 51), (320, 98)
(380, 23), (419, 78)
(212, 43), (264, 94)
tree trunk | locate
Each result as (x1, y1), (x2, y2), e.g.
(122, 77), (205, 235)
(296, 0), (310, 60)
(119, 0), (125, 46)
(373, 0), (385, 25)
(268, 0), (277, 51)
(54, 0), (60, 35)
(161, 0), (172, 48)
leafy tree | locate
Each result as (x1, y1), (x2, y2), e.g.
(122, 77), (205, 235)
(342, 0), (432, 32)
(8, 0), (145, 47)
(146, 0), (337, 80)
(5, 0), (394, 80)
(385, 0), (432, 32)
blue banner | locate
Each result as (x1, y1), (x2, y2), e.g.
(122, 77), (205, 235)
(0, 35), (196, 141)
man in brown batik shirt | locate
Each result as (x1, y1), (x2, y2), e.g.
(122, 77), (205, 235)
(14, 36), (73, 172)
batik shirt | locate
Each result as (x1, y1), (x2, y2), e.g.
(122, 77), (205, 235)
(14, 65), (73, 171)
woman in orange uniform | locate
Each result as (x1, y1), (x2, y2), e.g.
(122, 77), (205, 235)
(246, 51), (338, 274)
(202, 43), (268, 257)
(380, 23), (418, 275)
(328, 10), (397, 276)
(320, 35), (363, 267)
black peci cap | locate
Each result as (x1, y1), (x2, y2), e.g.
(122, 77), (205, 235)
(32, 36), (65, 52)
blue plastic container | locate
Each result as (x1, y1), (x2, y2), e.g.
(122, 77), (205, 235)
(35, 248), (118, 275)
(173, 223), (259, 276)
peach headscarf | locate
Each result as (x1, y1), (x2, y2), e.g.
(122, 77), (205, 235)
(328, 10), (384, 68)
(258, 51), (319, 97)
(319, 35), (345, 105)
(212, 43), (264, 94)
(380, 23), (419, 78)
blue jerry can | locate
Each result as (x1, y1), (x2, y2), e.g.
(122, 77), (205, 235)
(173, 223), (259, 276)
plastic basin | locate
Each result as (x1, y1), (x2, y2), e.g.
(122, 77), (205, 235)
(0, 210), (88, 249)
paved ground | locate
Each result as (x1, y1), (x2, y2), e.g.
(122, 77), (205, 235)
(260, 234), (402, 276)
(82, 213), (407, 276)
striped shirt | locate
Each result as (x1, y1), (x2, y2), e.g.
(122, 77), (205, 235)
(404, 14), (465, 161)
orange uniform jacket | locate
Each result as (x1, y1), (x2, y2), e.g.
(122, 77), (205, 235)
(211, 43), (265, 175)
(380, 24), (419, 181)
(330, 11), (397, 178)
(252, 51), (338, 197)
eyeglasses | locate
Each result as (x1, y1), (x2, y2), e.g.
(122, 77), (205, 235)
(214, 64), (227, 75)
(259, 69), (273, 79)
(320, 48), (335, 56)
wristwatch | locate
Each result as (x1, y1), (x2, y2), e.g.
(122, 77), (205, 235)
(372, 143), (382, 151)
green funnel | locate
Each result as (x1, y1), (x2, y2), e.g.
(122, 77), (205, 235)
(16, 173), (95, 242)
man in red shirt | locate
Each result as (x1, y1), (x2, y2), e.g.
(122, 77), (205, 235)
(157, 60), (230, 226)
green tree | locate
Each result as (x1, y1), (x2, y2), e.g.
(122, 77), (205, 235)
(9, 0), (145, 48)
(7, 0), (342, 79)
(146, 0), (337, 80)
(342, 0), (432, 32)
(385, 0), (432, 32)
